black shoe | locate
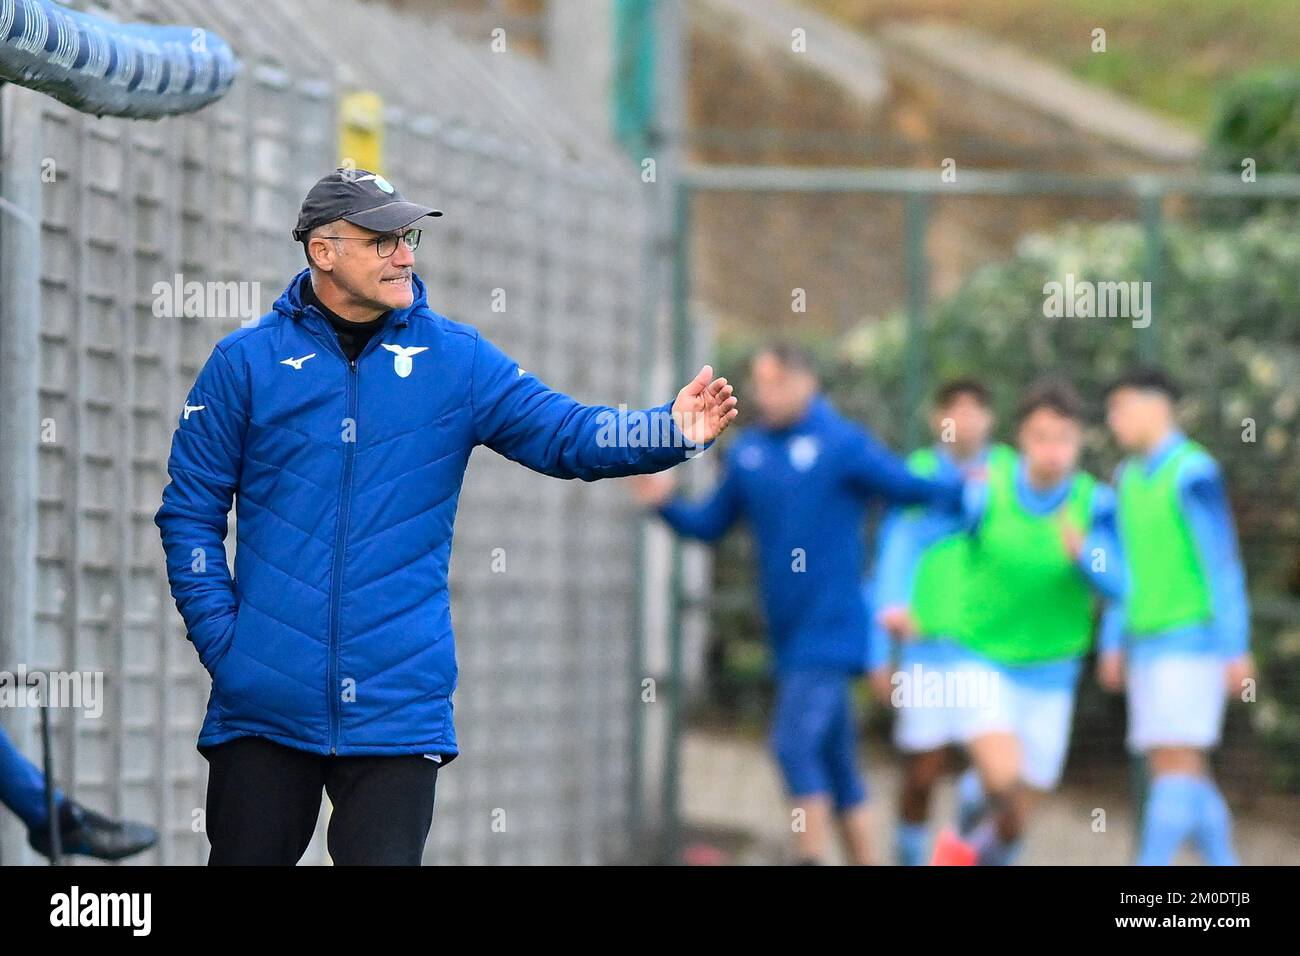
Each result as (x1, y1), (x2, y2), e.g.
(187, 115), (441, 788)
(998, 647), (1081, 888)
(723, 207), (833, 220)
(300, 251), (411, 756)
(28, 799), (158, 862)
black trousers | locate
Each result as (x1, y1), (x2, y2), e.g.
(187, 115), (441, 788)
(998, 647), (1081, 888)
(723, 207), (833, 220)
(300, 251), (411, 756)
(201, 735), (438, 865)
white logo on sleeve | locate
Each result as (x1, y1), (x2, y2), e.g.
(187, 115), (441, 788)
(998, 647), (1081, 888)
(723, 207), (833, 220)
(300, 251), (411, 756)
(182, 403), (205, 420)
(280, 353), (316, 370)
(381, 343), (429, 378)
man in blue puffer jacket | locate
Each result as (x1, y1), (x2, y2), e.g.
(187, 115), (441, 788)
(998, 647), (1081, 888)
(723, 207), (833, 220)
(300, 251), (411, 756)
(155, 168), (738, 865)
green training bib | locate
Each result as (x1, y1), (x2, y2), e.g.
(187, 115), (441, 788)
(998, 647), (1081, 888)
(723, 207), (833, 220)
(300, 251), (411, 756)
(960, 452), (1097, 665)
(1117, 440), (1213, 637)
(908, 445), (1014, 640)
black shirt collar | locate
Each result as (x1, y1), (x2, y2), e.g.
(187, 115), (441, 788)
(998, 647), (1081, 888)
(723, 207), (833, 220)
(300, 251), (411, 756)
(304, 278), (389, 333)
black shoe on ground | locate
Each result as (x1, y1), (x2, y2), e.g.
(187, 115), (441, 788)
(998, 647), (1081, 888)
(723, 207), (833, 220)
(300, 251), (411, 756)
(28, 799), (158, 862)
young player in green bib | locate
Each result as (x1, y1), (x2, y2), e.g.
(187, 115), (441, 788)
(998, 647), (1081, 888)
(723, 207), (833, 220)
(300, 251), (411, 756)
(1100, 368), (1252, 865)
(935, 380), (1123, 865)
(870, 379), (1004, 865)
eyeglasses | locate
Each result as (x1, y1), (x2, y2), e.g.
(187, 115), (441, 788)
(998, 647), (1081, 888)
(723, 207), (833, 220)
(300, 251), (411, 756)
(316, 228), (422, 258)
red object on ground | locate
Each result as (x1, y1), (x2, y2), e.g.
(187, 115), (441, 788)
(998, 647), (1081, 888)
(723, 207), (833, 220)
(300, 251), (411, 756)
(930, 829), (978, 866)
(683, 843), (730, 866)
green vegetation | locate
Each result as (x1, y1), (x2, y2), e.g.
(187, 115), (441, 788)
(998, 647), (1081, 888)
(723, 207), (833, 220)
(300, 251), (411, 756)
(803, 0), (1300, 127)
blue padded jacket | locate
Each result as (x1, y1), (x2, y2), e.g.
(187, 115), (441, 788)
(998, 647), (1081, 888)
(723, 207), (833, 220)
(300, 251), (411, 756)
(156, 269), (704, 760)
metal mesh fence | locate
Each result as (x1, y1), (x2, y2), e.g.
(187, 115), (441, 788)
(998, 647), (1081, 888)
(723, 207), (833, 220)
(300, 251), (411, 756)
(0, 0), (655, 865)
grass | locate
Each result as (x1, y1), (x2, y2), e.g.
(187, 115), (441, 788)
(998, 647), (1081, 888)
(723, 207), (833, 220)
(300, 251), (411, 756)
(800, 0), (1300, 128)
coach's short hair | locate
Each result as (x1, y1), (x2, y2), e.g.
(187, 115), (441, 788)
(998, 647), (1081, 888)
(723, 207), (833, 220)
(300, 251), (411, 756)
(1103, 366), (1182, 402)
(1017, 378), (1085, 424)
(756, 340), (819, 378)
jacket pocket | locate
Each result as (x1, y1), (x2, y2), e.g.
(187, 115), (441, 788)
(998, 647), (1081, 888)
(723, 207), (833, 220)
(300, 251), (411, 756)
(208, 605), (242, 683)
(197, 608), (239, 678)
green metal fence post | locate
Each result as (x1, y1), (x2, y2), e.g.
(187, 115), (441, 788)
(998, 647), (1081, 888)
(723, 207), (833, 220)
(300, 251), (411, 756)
(1139, 184), (1166, 365)
(904, 192), (931, 449)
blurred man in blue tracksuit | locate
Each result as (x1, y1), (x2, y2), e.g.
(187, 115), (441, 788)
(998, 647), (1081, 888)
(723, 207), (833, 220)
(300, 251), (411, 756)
(630, 344), (964, 864)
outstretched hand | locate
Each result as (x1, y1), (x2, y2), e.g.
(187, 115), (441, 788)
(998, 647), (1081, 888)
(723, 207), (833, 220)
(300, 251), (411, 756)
(672, 365), (739, 446)
(628, 472), (676, 508)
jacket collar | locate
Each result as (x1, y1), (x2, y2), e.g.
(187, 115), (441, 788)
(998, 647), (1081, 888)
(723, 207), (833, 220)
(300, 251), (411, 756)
(273, 268), (427, 331)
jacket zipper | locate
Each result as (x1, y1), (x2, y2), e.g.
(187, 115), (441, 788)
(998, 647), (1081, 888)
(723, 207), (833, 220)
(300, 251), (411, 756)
(302, 304), (400, 755)
(328, 357), (358, 754)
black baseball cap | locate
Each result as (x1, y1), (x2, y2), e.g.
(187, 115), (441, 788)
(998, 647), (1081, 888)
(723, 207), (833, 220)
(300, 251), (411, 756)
(292, 168), (443, 242)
